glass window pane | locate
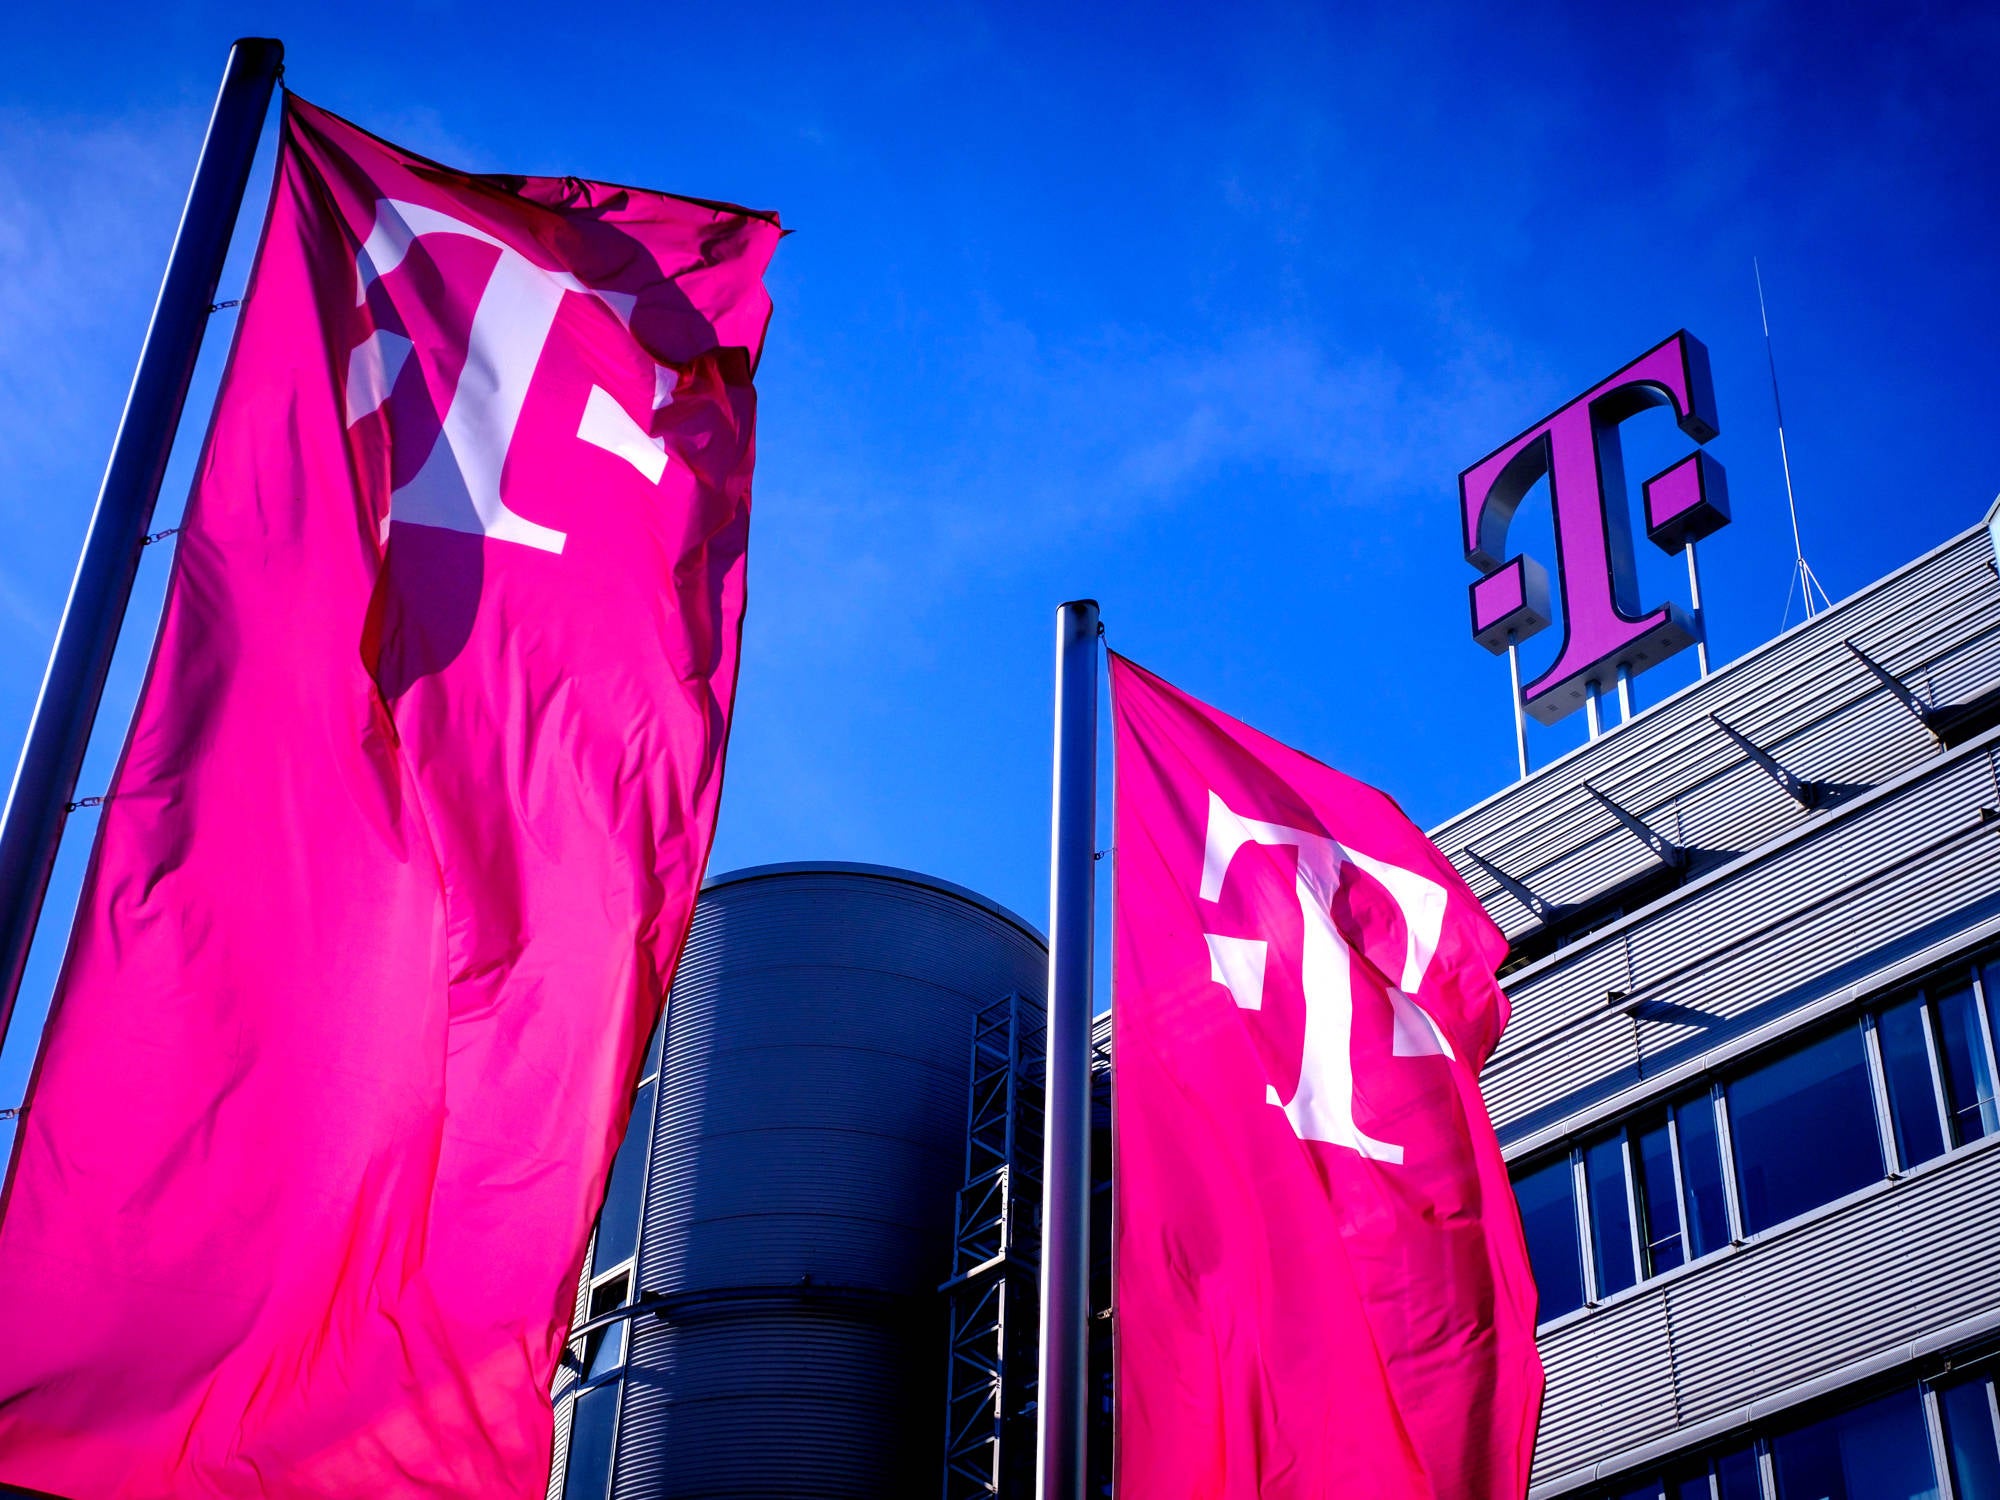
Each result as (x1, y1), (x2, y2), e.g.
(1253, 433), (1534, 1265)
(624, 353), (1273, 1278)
(1668, 1467), (1711, 1500)
(1941, 1378), (2000, 1500)
(642, 1011), (665, 1081)
(1586, 1135), (1637, 1298)
(1675, 1095), (1731, 1258)
(1771, 1386), (1937, 1499)
(1636, 1118), (1684, 1276)
(582, 1273), (630, 1381)
(1514, 1158), (1585, 1322)
(1933, 985), (1998, 1145)
(592, 1078), (656, 1275)
(1714, 1445), (1761, 1500)
(1611, 1484), (1662, 1500)
(1728, 1027), (1884, 1236)
(1880, 998), (1947, 1168)
(563, 1382), (619, 1500)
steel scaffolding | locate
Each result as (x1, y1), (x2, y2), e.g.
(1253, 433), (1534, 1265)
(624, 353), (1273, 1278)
(941, 993), (1046, 1499)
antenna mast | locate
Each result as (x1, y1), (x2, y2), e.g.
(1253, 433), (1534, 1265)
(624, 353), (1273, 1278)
(1757, 258), (1830, 625)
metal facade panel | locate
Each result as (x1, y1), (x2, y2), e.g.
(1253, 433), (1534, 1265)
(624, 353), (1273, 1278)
(1662, 1146), (2000, 1428)
(1530, 1292), (1678, 1484)
(1493, 751), (2000, 1143)
(612, 1311), (932, 1499)
(1437, 527), (2000, 943)
(606, 869), (1046, 1498)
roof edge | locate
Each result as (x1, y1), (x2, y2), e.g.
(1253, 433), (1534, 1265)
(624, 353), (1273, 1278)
(700, 860), (1047, 948)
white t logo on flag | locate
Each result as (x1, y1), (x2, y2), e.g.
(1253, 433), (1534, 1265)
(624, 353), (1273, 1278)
(1199, 790), (1454, 1164)
(343, 199), (677, 554)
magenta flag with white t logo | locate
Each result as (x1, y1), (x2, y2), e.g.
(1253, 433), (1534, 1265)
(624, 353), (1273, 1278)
(1109, 653), (1544, 1499)
(0, 97), (778, 1498)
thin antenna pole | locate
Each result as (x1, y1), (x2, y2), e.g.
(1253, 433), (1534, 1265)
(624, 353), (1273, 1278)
(0, 38), (283, 1054)
(1506, 630), (1529, 781)
(1756, 258), (1831, 624)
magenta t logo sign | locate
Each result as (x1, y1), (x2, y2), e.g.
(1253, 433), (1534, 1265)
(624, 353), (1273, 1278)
(1461, 330), (1730, 724)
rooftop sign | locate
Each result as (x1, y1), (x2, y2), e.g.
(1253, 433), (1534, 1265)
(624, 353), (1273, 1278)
(1461, 331), (1730, 726)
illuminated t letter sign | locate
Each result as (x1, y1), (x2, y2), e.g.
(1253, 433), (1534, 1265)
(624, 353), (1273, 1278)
(1460, 330), (1731, 724)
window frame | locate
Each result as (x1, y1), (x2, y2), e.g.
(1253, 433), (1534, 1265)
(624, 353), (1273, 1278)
(1512, 947), (2000, 1330)
(554, 1012), (668, 1492)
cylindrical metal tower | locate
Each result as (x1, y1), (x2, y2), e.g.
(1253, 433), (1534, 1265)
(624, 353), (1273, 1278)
(552, 862), (1047, 1500)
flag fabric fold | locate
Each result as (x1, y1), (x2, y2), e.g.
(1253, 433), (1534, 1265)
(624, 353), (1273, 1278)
(1109, 652), (1544, 1499)
(0, 96), (779, 1498)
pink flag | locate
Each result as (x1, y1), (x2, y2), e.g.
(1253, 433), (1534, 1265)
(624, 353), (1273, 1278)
(1110, 653), (1543, 1498)
(0, 98), (778, 1498)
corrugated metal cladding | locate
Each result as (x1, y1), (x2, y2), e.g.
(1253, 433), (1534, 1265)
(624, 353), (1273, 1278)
(1438, 517), (2000, 1494)
(605, 864), (1047, 1500)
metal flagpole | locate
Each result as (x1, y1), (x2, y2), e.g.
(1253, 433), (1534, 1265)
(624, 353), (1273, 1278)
(0, 37), (284, 1053)
(1037, 599), (1099, 1500)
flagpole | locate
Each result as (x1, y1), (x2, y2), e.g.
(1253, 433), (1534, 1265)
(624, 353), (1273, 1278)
(0, 37), (283, 1054)
(1037, 599), (1099, 1500)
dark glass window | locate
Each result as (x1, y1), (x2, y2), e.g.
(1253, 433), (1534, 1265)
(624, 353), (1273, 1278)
(1942, 1378), (2000, 1500)
(593, 1078), (656, 1275)
(1667, 1468), (1709, 1500)
(1675, 1094), (1731, 1257)
(1985, 963), (2000, 1069)
(1634, 1118), (1684, 1276)
(1610, 1484), (1660, 1500)
(643, 1012), (665, 1080)
(1770, 1386), (1935, 1499)
(582, 1272), (630, 1381)
(1728, 1026), (1884, 1235)
(1933, 984), (1998, 1146)
(1879, 997), (1946, 1168)
(1585, 1135), (1636, 1297)
(563, 1382), (618, 1500)
(1713, 1445), (1761, 1500)
(1514, 1158), (1585, 1322)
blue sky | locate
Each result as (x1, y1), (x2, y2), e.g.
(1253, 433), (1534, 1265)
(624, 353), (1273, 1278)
(1, 2), (1996, 1112)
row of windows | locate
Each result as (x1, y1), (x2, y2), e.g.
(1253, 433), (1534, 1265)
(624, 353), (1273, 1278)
(1515, 955), (2000, 1323)
(560, 1017), (666, 1500)
(1593, 1369), (2000, 1500)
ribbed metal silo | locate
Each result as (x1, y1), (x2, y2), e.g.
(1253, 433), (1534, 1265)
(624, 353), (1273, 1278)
(553, 862), (1046, 1500)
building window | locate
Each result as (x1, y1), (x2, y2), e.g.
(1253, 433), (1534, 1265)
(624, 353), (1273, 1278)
(1513, 950), (2000, 1327)
(1878, 995), (1947, 1169)
(1727, 1025), (1882, 1236)
(1940, 1375), (2000, 1500)
(593, 1071), (658, 1277)
(1632, 1115), (1683, 1276)
(1585, 1134), (1637, 1298)
(563, 1382), (619, 1500)
(1514, 1157), (1585, 1322)
(1589, 1374), (2000, 1500)
(555, 1014), (665, 1497)
(1603, 1443), (1759, 1500)
(1933, 981), (1998, 1146)
(1768, 1385), (1935, 1499)
(1674, 1093), (1731, 1258)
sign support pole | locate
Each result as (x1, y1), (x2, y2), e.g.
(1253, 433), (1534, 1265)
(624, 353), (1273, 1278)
(1037, 599), (1099, 1500)
(1687, 540), (1711, 677)
(0, 37), (283, 1054)
(1506, 629), (1529, 781)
